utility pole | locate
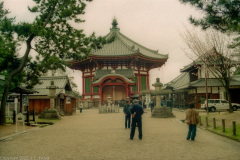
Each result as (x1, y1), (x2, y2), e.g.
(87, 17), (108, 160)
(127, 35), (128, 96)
(205, 65), (209, 115)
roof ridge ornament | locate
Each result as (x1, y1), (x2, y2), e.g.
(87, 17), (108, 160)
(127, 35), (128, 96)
(111, 18), (120, 31)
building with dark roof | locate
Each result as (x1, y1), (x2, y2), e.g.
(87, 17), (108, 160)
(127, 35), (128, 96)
(68, 19), (168, 105)
(28, 76), (76, 115)
(164, 60), (240, 109)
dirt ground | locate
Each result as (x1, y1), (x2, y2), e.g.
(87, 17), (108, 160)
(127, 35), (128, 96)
(0, 108), (240, 160)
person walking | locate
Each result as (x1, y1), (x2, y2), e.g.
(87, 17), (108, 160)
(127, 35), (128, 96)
(123, 101), (132, 129)
(185, 103), (199, 141)
(130, 99), (144, 140)
(79, 102), (83, 113)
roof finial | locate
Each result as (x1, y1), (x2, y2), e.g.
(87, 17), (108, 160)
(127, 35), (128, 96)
(112, 18), (118, 28)
(111, 18), (120, 31)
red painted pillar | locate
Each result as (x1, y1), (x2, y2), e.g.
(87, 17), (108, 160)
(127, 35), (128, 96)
(126, 84), (129, 98)
(113, 86), (115, 102)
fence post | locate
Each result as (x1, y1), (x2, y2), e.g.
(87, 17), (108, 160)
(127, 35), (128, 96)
(222, 119), (225, 132)
(232, 121), (236, 136)
(213, 118), (216, 129)
(206, 117), (208, 127)
(199, 116), (202, 126)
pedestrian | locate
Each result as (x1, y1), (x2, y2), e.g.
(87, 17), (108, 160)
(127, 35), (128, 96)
(79, 101), (83, 113)
(123, 101), (132, 129)
(130, 99), (144, 140)
(143, 97), (147, 113)
(185, 103), (199, 141)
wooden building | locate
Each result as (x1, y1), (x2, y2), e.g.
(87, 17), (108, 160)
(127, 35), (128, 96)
(28, 76), (76, 115)
(164, 59), (240, 109)
(68, 19), (168, 105)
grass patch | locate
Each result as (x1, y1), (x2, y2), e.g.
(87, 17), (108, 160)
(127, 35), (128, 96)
(199, 114), (240, 142)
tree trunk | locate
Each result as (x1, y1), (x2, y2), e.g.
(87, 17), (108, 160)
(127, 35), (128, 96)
(0, 35), (34, 125)
(226, 88), (233, 113)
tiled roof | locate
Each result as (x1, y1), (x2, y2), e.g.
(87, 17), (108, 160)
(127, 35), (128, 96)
(165, 74), (240, 91)
(91, 27), (168, 60)
(34, 76), (70, 89)
(92, 74), (135, 85)
(191, 78), (240, 87)
(165, 72), (190, 90)
(95, 69), (134, 80)
(32, 76), (71, 96)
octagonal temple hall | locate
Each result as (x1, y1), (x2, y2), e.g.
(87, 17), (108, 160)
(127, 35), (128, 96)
(68, 19), (168, 105)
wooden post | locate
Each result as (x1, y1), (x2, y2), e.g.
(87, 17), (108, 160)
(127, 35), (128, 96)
(222, 119), (225, 132)
(199, 116), (202, 126)
(232, 121), (236, 136)
(206, 117), (208, 127)
(213, 118), (216, 129)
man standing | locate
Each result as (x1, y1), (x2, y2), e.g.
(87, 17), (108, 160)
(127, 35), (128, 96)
(185, 103), (199, 141)
(123, 101), (131, 129)
(130, 99), (144, 140)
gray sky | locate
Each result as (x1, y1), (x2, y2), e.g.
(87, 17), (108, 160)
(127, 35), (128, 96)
(3, 0), (204, 92)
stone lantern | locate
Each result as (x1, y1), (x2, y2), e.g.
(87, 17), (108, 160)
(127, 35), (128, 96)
(47, 81), (58, 109)
(39, 80), (61, 119)
(152, 78), (175, 118)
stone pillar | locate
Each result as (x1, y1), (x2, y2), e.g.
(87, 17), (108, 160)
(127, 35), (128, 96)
(107, 95), (112, 113)
(152, 78), (175, 118)
(47, 81), (57, 109)
(153, 78), (163, 108)
(39, 81), (61, 119)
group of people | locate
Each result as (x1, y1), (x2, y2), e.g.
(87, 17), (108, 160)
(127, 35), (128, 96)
(123, 99), (144, 140)
(124, 99), (199, 141)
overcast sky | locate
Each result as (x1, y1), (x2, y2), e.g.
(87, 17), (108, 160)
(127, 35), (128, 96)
(3, 0), (204, 92)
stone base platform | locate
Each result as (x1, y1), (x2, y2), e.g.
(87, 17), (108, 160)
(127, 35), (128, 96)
(152, 106), (175, 118)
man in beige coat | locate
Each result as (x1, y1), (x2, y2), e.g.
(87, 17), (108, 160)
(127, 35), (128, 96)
(185, 103), (199, 141)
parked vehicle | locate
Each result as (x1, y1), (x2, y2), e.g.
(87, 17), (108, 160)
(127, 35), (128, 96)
(201, 99), (240, 112)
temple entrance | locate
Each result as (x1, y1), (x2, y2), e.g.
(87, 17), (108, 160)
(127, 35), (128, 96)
(102, 85), (126, 103)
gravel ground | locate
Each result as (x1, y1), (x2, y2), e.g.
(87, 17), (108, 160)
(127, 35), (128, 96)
(0, 108), (240, 160)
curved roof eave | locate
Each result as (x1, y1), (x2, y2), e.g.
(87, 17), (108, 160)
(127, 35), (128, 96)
(92, 74), (135, 85)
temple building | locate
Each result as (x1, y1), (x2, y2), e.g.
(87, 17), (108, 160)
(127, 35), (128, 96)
(68, 19), (168, 105)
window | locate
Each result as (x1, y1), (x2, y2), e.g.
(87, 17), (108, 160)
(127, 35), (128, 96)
(93, 86), (99, 93)
(141, 76), (146, 91)
(221, 100), (228, 103)
(85, 78), (90, 93)
(214, 100), (220, 103)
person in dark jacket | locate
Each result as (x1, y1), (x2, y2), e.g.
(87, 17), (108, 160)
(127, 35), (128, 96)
(123, 101), (132, 128)
(130, 99), (144, 140)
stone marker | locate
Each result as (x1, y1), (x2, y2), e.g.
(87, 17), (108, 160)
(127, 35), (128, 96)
(151, 78), (175, 118)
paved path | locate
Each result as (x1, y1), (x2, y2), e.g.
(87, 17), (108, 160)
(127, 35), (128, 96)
(1, 109), (240, 160)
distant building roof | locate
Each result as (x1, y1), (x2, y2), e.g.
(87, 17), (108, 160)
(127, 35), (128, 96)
(32, 76), (72, 96)
(91, 20), (168, 60)
(190, 78), (240, 87)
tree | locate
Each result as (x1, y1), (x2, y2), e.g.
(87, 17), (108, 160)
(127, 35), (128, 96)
(179, 0), (240, 32)
(182, 29), (239, 113)
(179, 0), (240, 56)
(0, 0), (105, 125)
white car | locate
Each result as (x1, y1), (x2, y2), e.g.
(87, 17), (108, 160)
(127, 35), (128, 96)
(201, 99), (240, 112)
